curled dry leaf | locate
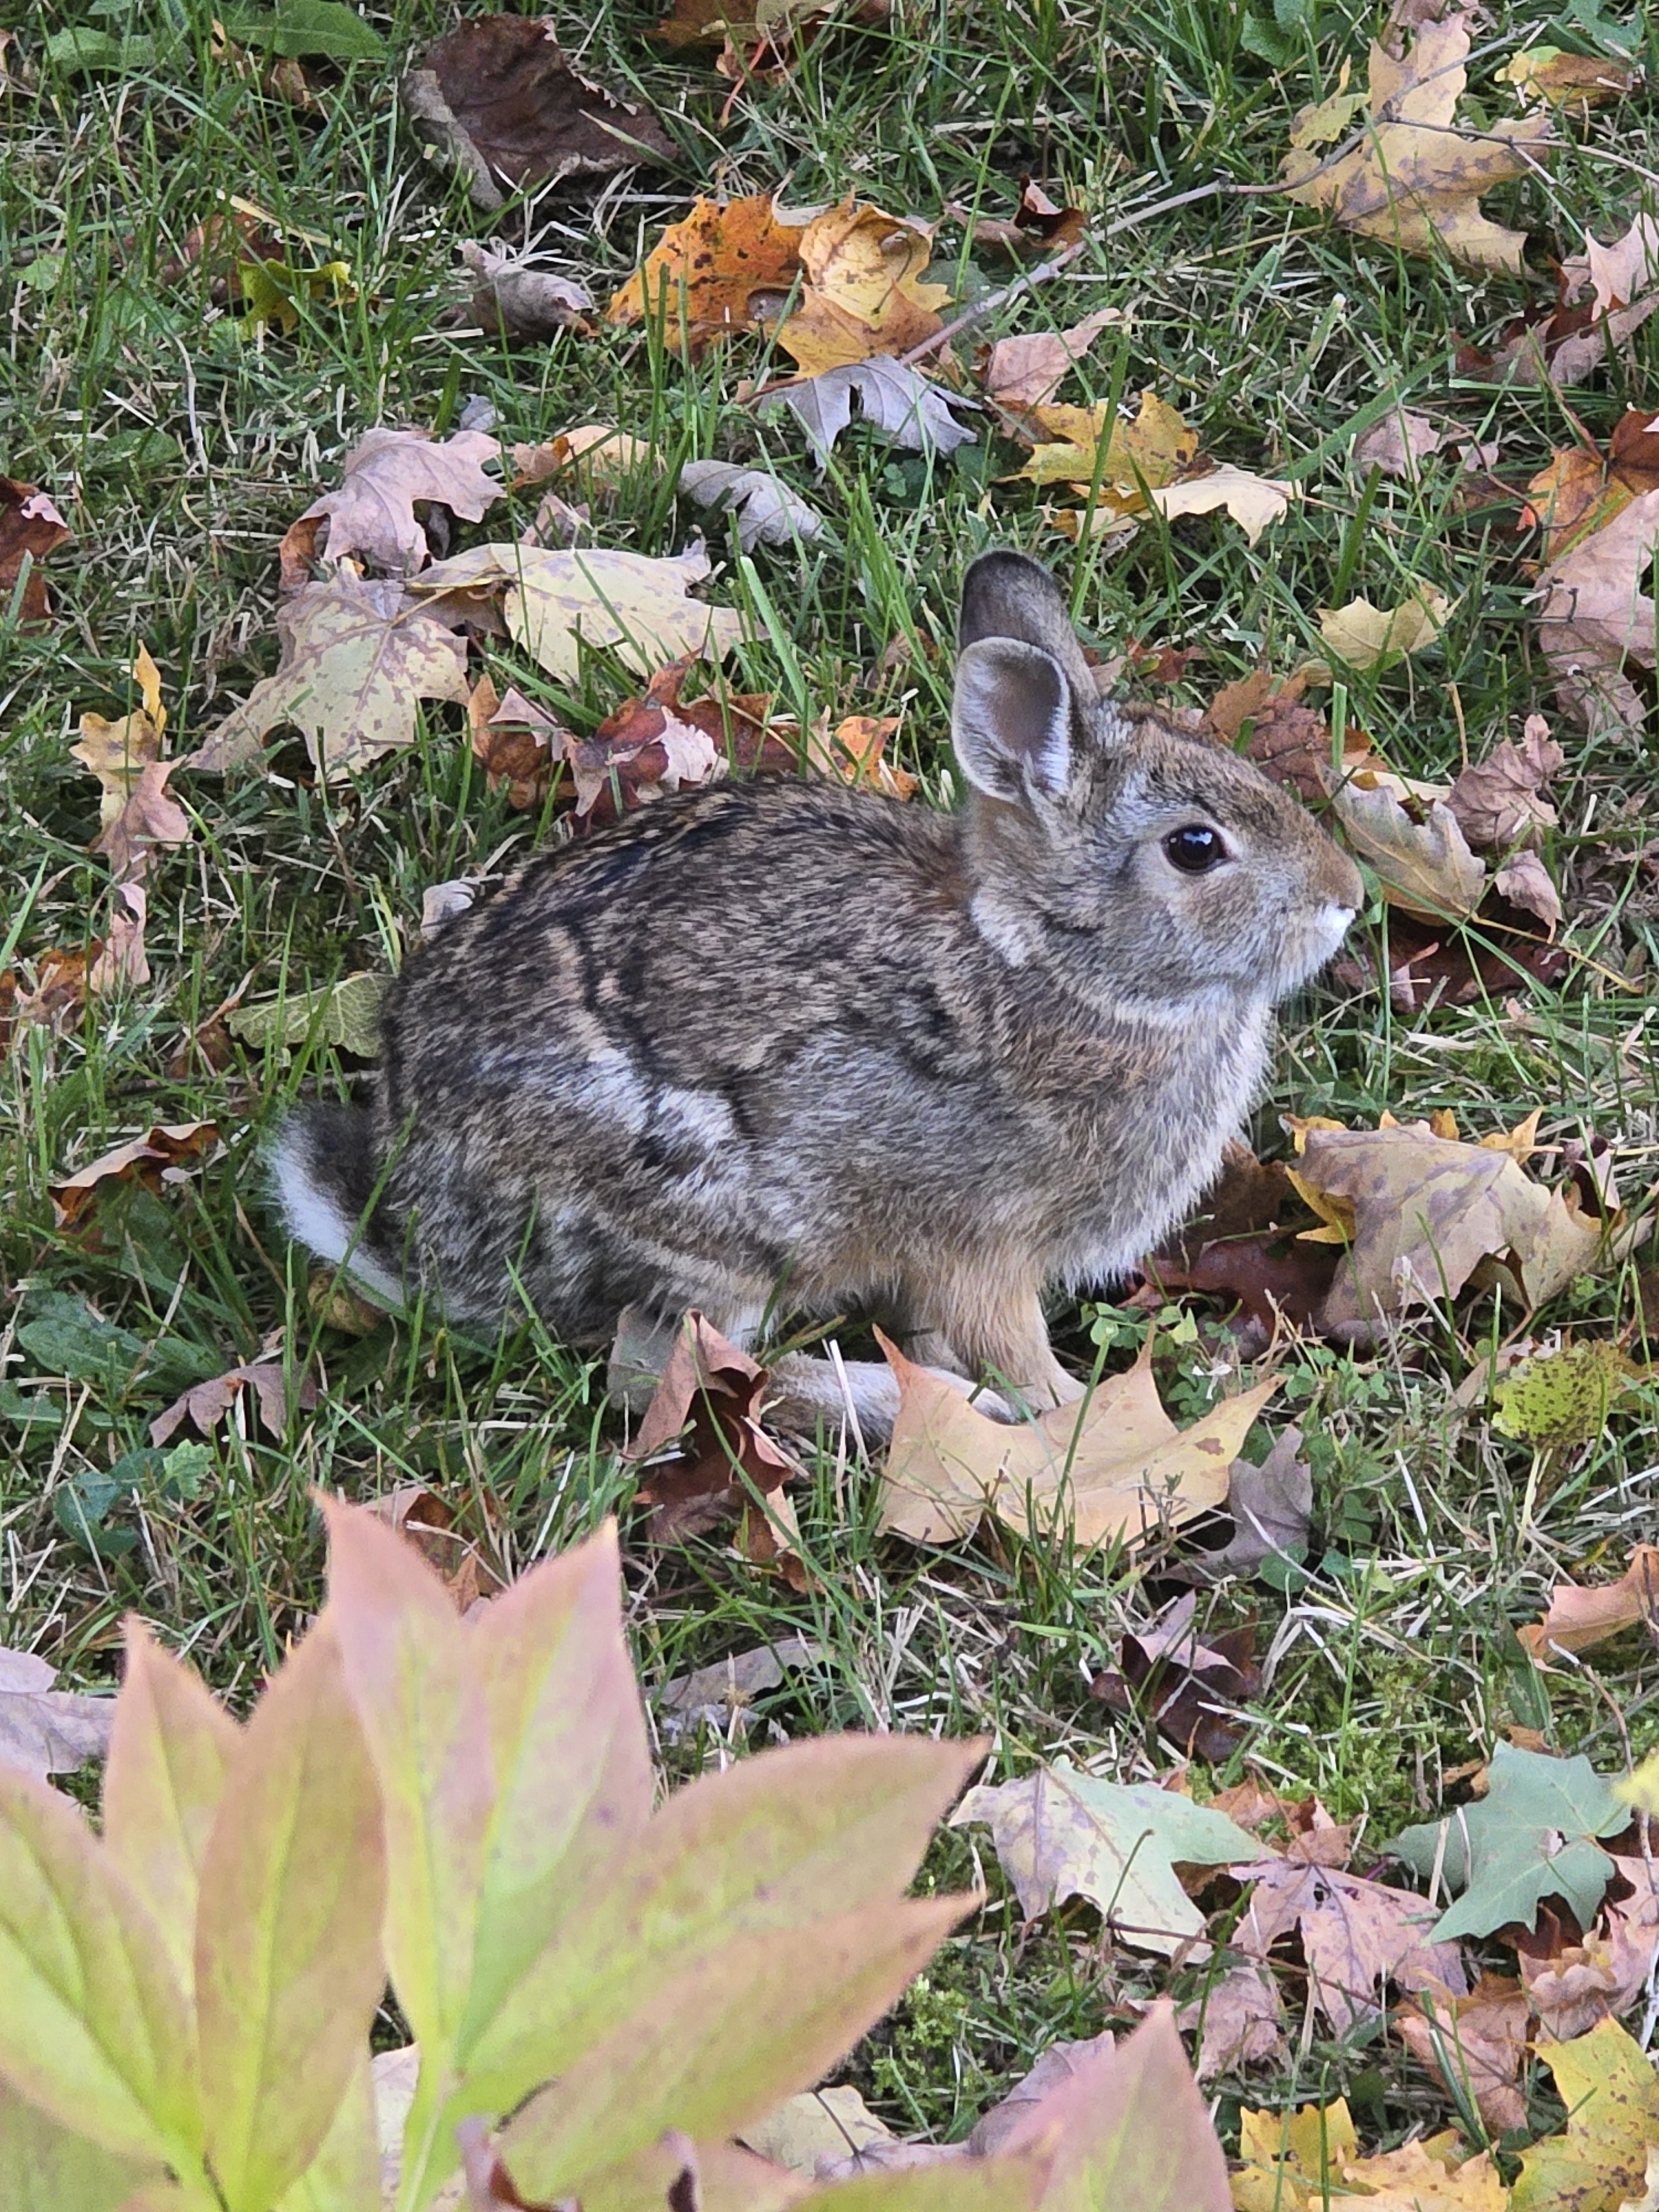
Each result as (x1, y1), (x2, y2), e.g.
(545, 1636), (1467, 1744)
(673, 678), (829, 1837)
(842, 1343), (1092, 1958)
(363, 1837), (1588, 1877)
(1317, 587), (1451, 669)
(402, 16), (674, 212)
(407, 541), (745, 681)
(808, 713), (917, 799)
(468, 675), (565, 810)
(1202, 667), (1334, 807)
(278, 426), (502, 590)
(1330, 776), (1486, 922)
(1535, 484), (1659, 734)
(962, 178), (1088, 260)
(1281, 11), (1553, 274)
(980, 307), (1119, 415)
(877, 1332), (1276, 1550)
(1498, 45), (1641, 109)
(1237, 1856), (1468, 2034)
(622, 1310), (799, 1551)
(679, 457), (825, 550)
(89, 882), (150, 991)
(562, 657), (789, 829)
(1147, 465), (1300, 549)
(0, 474), (68, 625)
(1494, 848), (1563, 932)
(1519, 1545), (1659, 1662)
(1089, 1592), (1261, 1761)
(150, 1359), (319, 1448)
(459, 243), (593, 343)
(0, 947), (92, 1053)
(1395, 1973), (1530, 2137)
(512, 424), (656, 489)
(49, 1121), (218, 1229)
(1176, 1959), (1288, 2083)
(1447, 713), (1563, 848)
(758, 355), (980, 469)
(0, 1647), (115, 1781)
(191, 577), (472, 779)
(71, 642), (166, 830)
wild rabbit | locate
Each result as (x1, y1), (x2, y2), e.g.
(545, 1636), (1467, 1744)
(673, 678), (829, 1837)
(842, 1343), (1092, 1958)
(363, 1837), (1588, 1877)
(273, 550), (1362, 1434)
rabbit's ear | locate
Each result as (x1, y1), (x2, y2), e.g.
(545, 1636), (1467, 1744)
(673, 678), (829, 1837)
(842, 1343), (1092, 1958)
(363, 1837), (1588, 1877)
(958, 550), (1095, 697)
(952, 638), (1074, 802)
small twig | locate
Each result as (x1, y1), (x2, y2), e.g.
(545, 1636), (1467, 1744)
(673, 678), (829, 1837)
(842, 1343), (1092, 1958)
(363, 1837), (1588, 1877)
(900, 237), (1086, 366)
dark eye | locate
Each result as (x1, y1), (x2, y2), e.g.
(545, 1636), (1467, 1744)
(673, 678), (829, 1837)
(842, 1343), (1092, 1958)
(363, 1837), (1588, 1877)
(1164, 824), (1227, 874)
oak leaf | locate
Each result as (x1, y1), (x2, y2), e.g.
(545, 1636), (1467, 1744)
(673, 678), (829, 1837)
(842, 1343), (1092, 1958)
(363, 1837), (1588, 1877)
(0, 1647), (115, 1781)
(878, 1334), (1276, 1550)
(1281, 9), (1553, 274)
(757, 355), (979, 468)
(278, 426), (502, 589)
(0, 475), (67, 626)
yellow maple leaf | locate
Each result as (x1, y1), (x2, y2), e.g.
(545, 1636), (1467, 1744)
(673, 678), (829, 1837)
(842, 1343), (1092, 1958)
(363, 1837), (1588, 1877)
(774, 198), (950, 374)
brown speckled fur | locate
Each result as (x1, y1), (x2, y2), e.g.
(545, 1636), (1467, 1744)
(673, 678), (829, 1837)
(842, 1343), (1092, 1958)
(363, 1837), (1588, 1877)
(272, 552), (1362, 1418)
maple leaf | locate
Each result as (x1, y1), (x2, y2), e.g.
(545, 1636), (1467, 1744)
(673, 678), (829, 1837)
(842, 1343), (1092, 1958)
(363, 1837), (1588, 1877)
(679, 457), (825, 550)
(408, 541), (745, 681)
(980, 306), (1119, 414)
(1512, 2020), (1659, 2212)
(607, 194), (807, 352)
(1354, 407), (1465, 476)
(1171, 1427), (1314, 1585)
(1237, 1857), (1468, 2033)
(1090, 1593), (1261, 1761)
(1318, 587), (1451, 669)
(278, 425), (502, 589)
(758, 354), (980, 468)
(190, 576), (471, 779)
(1177, 1958), (1288, 2083)
(1329, 774), (1486, 920)
(0, 1647), (115, 1781)
(773, 197), (951, 373)
(1281, 10), (1553, 274)
(48, 1121), (218, 1230)
(460, 243), (593, 342)
(1396, 1971), (1530, 2137)
(1535, 485), (1659, 733)
(1498, 44), (1640, 109)
(467, 675), (565, 810)
(401, 17), (673, 213)
(877, 1334), (1276, 1550)
(0, 474), (67, 626)
(656, 1636), (822, 1739)
(1149, 466), (1301, 548)
(1018, 388), (1197, 514)
(952, 1761), (1259, 1957)
(1520, 1543), (1659, 1661)
(1391, 1742), (1629, 1940)
(1447, 712), (1563, 848)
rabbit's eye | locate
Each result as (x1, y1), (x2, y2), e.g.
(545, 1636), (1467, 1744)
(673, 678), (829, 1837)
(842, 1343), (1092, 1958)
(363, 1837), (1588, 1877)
(1164, 825), (1226, 873)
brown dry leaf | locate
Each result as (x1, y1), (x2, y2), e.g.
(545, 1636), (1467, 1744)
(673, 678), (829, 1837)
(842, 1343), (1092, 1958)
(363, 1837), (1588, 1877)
(1396, 1973), (1530, 2137)
(738, 2083), (895, 2177)
(1091, 1593), (1261, 1761)
(1203, 669), (1334, 806)
(459, 242), (593, 342)
(511, 424), (656, 489)
(150, 1358), (319, 1448)
(625, 1311), (799, 1542)
(0, 1646), (115, 1781)
(1524, 410), (1659, 562)
(1318, 588), (1452, 669)
(657, 1634), (822, 1732)
(278, 426), (502, 590)
(1177, 1959), (1290, 2082)
(468, 676), (566, 810)
(1519, 1546), (1659, 1662)
(1494, 849), (1564, 932)
(0, 474), (68, 626)
(1499, 45), (1641, 110)
(49, 1120), (218, 1229)
(1330, 776), (1486, 922)
(1281, 10), (1553, 274)
(1337, 2142), (1507, 2211)
(90, 882), (150, 991)
(364, 1483), (504, 1612)
(774, 197), (951, 374)
(561, 656), (787, 828)
(1447, 713), (1563, 849)
(607, 194), (807, 352)
(980, 306), (1119, 415)
(963, 179), (1088, 260)
(1292, 1120), (1609, 1335)
(1173, 1428), (1314, 1585)
(0, 947), (92, 1055)
(807, 712), (917, 799)
(401, 17), (674, 212)
(1535, 485), (1659, 733)
(878, 1333), (1276, 1550)
(1355, 408), (1457, 476)
(71, 642), (166, 830)
(190, 576), (472, 779)
(1238, 1856), (1468, 2034)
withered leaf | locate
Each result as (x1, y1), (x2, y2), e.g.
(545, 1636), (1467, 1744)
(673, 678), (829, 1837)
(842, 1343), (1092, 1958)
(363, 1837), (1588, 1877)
(1149, 465), (1299, 549)
(191, 576), (471, 779)
(1175, 1428), (1313, 1584)
(90, 881), (151, 991)
(1331, 776), (1486, 922)
(981, 308), (1119, 415)
(402, 17), (674, 212)
(49, 1121), (219, 1229)
(1318, 588), (1451, 669)
(1091, 1592), (1261, 1761)
(1493, 848), (1563, 932)
(364, 1482), (502, 1611)
(1519, 1545), (1659, 1662)
(774, 197), (950, 374)
(150, 1358), (318, 1447)
(678, 457), (825, 550)
(1238, 1856), (1468, 2033)
(278, 426), (502, 589)
(1447, 713), (1563, 849)
(963, 179), (1087, 260)
(1177, 1959), (1289, 2083)
(759, 355), (979, 469)
(468, 675), (565, 811)
(624, 1311), (798, 1542)
(0, 1646), (114, 1781)
(1017, 388), (1197, 520)
(1499, 45), (1640, 110)
(1203, 669), (1334, 807)
(607, 194), (807, 353)
(1535, 483), (1659, 733)
(1395, 1973), (1530, 2138)
(0, 475), (68, 625)
(71, 643), (167, 829)
(459, 242), (593, 342)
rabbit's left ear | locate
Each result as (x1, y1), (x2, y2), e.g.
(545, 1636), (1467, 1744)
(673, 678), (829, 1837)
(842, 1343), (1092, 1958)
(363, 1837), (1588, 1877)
(952, 638), (1074, 804)
(958, 549), (1095, 696)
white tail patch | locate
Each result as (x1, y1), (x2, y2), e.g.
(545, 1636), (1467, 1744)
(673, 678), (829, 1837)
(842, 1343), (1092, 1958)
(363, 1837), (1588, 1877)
(268, 1125), (404, 1307)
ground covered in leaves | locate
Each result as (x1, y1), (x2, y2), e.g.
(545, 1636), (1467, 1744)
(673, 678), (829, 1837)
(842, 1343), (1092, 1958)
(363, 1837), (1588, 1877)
(3, 0), (1659, 2197)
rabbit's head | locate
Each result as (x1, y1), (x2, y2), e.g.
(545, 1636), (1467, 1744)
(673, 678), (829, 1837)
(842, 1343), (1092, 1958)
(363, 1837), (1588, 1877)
(951, 551), (1364, 1009)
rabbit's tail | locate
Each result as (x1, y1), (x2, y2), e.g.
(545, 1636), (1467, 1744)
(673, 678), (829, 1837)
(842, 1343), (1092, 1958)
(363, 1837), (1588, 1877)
(269, 1103), (404, 1308)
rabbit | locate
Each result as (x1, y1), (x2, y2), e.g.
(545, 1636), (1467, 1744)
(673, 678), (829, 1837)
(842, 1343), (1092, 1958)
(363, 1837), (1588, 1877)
(272, 549), (1363, 1438)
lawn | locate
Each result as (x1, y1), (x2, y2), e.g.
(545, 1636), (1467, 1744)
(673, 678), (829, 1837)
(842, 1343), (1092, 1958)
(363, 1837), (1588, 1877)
(2, 0), (1658, 2180)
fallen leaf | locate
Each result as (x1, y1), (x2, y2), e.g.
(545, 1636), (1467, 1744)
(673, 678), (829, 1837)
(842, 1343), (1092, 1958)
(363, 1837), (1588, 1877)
(1355, 408), (1458, 476)
(607, 194), (807, 352)
(419, 877), (478, 939)
(679, 457), (825, 550)
(401, 17), (674, 212)
(1177, 1958), (1289, 2082)
(0, 947), (92, 1053)
(1395, 1972), (1530, 2136)
(807, 712), (917, 799)
(459, 242), (593, 341)
(0, 474), (68, 625)
(1623, 2147), (1659, 2212)
(192, 576), (471, 779)
(1535, 483), (1659, 734)
(278, 425), (502, 589)
(89, 882), (150, 991)
(656, 1635), (822, 1733)
(469, 676), (566, 810)
(364, 1483), (503, 1611)
(952, 1759), (1259, 1957)
(49, 1121), (219, 1229)
(1391, 1742), (1629, 1941)
(1149, 466), (1300, 548)
(1233, 2099), (1359, 2212)
(1331, 778), (1486, 921)
(1519, 1545), (1659, 1660)
(1448, 714), (1563, 848)
(1237, 1857), (1468, 2033)
(1293, 1119), (1611, 1335)
(1017, 389), (1198, 531)
(1494, 849), (1563, 932)
(739, 2083), (894, 2177)
(624, 1311), (799, 1543)
(0, 1646), (115, 1780)
(236, 252), (354, 336)
(227, 971), (387, 1056)
(878, 1334), (1276, 1551)
(150, 1359), (318, 1447)
(980, 306), (1119, 414)
(1281, 11), (1553, 274)
(559, 656), (787, 828)
(1499, 45), (1640, 109)
(758, 354), (980, 468)
(513, 424), (657, 489)
(773, 196), (951, 373)
(1091, 1593), (1261, 1761)
(407, 541), (745, 680)
(71, 642), (167, 829)
(1318, 587), (1452, 669)
(1174, 1428), (1314, 1584)
(963, 2028), (1119, 2158)
(1203, 669), (1335, 807)
(963, 179), (1088, 260)
(1513, 2019), (1659, 2212)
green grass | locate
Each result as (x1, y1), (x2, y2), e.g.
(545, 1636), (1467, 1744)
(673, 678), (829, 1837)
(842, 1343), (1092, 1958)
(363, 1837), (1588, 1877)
(3, 0), (1659, 2167)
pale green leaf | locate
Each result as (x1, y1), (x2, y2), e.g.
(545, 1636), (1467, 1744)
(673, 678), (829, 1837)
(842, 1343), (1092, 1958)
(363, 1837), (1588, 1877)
(274, 2057), (382, 2212)
(196, 1618), (387, 2212)
(498, 1895), (971, 2203)
(226, 974), (387, 1057)
(0, 1768), (201, 2169)
(802, 2163), (1047, 2210)
(102, 1620), (241, 1991)
(0, 2075), (163, 2212)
